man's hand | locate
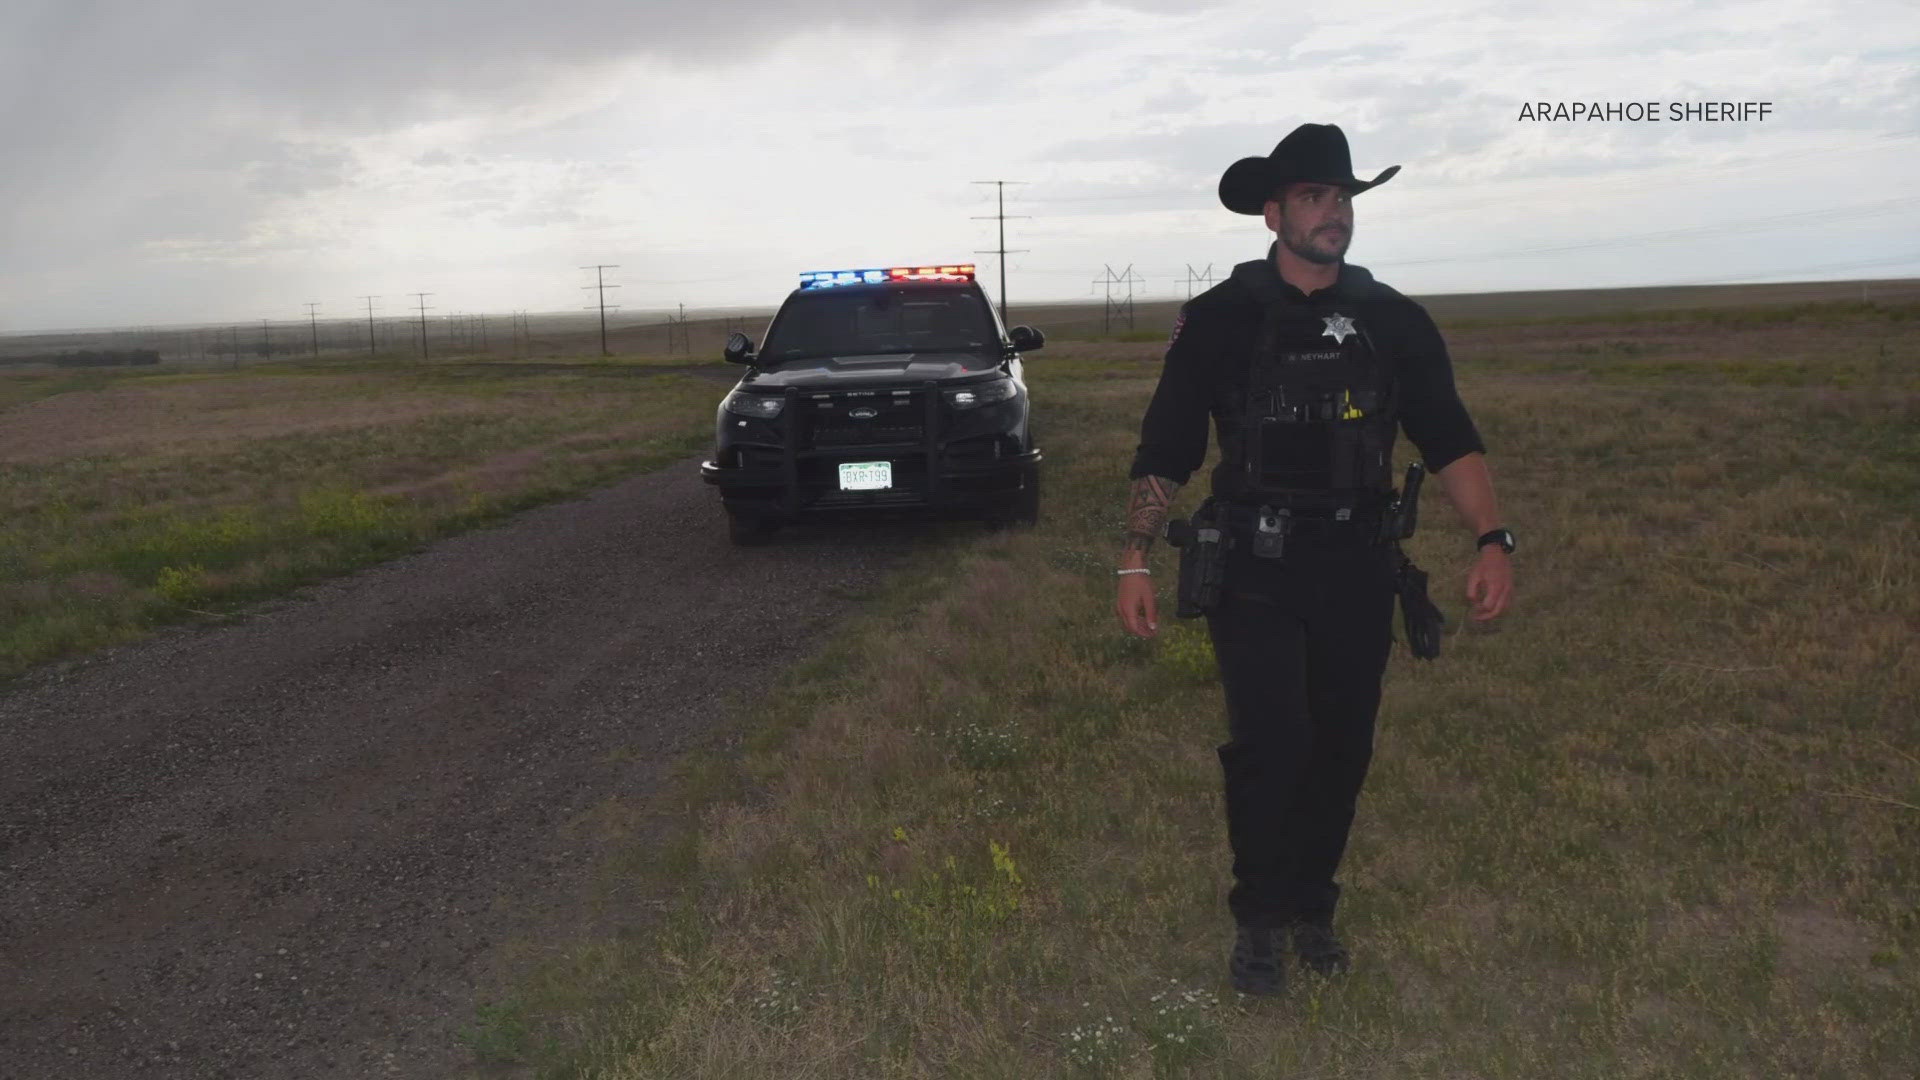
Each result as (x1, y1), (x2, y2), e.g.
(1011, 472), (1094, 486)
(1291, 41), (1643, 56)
(1114, 474), (1181, 638)
(1116, 574), (1159, 638)
(1465, 548), (1512, 621)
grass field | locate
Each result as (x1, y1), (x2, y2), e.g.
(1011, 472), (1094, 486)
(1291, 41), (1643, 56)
(5, 289), (1916, 1076)
(0, 352), (720, 682)
(473, 298), (1920, 1078)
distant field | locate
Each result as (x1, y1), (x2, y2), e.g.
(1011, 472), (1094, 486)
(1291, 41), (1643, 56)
(7, 277), (1916, 365)
(1023, 276), (1920, 340)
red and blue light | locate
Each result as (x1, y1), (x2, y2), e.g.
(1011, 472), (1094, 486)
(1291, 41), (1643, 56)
(799, 264), (976, 289)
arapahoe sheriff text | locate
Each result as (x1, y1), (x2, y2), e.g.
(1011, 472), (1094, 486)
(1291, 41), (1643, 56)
(1518, 101), (1773, 121)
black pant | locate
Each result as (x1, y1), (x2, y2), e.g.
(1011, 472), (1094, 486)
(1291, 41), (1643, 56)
(1204, 522), (1397, 929)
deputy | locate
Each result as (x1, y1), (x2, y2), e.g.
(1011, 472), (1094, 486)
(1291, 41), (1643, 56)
(1112, 123), (1514, 997)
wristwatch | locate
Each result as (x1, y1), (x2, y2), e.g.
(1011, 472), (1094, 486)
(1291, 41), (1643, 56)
(1476, 527), (1516, 555)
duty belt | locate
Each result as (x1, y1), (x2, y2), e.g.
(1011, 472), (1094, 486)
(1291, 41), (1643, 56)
(1219, 500), (1385, 529)
(1218, 500), (1389, 556)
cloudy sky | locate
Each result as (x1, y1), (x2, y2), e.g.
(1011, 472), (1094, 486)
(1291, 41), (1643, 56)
(3, 0), (1915, 334)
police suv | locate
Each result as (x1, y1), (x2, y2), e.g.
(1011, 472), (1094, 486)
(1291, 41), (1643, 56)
(699, 263), (1044, 544)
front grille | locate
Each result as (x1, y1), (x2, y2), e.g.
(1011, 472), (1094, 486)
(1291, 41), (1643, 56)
(800, 389), (926, 448)
(812, 423), (924, 445)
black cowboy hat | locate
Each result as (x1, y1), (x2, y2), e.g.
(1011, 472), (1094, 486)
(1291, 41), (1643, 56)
(1218, 123), (1400, 215)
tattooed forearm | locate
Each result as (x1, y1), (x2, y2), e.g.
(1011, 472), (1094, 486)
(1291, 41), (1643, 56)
(1121, 475), (1183, 556)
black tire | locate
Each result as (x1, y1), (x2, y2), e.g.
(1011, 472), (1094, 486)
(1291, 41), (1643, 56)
(1013, 468), (1041, 527)
(726, 509), (776, 546)
(986, 470), (1041, 531)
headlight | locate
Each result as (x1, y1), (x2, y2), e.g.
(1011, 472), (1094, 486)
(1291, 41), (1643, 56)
(722, 391), (785, 419)
(943, 378), (1018, 411)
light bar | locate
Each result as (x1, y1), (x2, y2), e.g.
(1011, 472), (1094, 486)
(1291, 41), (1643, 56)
(799, 264), (976, 289)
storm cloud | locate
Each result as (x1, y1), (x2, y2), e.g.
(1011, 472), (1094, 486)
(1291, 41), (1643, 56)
(2, 0), (1915, 332)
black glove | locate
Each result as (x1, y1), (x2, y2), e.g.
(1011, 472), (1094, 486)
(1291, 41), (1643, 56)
(1394, 554), (1445, 660)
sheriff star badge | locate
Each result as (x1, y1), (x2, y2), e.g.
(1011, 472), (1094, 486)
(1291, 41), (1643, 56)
(1321, 313), (1357, 344)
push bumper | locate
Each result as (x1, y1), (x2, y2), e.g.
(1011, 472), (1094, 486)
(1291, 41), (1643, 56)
(700, 448), (1041, 521)
(702, 378), (1042, 521)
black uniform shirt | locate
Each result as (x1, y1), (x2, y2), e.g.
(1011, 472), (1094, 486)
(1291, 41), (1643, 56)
(1129, 245), (1485, 495)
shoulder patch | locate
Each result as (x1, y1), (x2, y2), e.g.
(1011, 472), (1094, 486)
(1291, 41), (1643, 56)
(1168, 310), (1186, 345)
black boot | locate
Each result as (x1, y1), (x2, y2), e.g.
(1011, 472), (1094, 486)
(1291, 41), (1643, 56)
(1229, 925), (1287, 996)
(1288, 918), (1351, 976)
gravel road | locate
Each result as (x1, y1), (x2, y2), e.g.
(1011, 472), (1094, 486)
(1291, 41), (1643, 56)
(0, 453), (925, 1078)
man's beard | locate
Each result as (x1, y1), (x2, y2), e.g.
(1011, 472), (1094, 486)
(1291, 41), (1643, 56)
(1280, 220), (1349, 265)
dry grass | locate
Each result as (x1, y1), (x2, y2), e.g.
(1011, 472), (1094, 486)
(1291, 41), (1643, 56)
(486, 301), (1919, 1078)
(0, 373), (505, 462)
(0, 354), (722, 680)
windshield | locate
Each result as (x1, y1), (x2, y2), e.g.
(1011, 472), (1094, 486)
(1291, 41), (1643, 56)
(760, 286), (997, 362)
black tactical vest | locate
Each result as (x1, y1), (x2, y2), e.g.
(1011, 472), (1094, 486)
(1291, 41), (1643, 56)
(1215, 259), (1398, 506)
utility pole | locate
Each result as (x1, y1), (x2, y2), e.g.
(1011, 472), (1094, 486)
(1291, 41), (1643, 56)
(261, 319), (273, 359)
(971, 180), (1028, 325)
(665, 302), (690, 355)
(581, 264), (620, 357)
(229, 326), (241, 369)
(1184, 263), (1215, 300)
(410, 292), (434, 360)
(477, 313), (487, 353)
(1093, 264), (1142, 334)
(358, 295), (379, 356)
(303, 302), (321, 357)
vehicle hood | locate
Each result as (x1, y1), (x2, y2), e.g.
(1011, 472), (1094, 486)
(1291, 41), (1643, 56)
(739, 351), (1004, 391)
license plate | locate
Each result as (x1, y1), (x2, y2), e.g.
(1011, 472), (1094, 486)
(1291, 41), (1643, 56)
(838, 461), (892, 491)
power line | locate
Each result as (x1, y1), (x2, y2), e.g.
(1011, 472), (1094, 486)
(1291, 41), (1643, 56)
(303, 302), (321, 357)
(356, 295), (380, 357)
(1590, 251), (1920, 290)
(410, 292), (434, 360)
(972, 180), (1030, 325)
(1390, 129), (1920, 225)
(1388, 196), (1920, 268)
(665, 302), (690, 355)
(1018, 130), (1920, 220)
(581, 264), (620, 357)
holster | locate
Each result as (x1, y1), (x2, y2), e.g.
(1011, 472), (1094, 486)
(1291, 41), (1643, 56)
(1164, 497), (1231, 618)
(1391, 541), (1445, 660)
(1376, 461), (1426, 543)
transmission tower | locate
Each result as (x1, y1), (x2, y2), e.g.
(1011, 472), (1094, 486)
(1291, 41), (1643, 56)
(260, 319), (274, 360)
(1184, 264), (1215, 299)
(970, 180), (1029, 325)
(665, 303), (691, 355)
(410, 292), (435, 359)
(1093, 264), (1144, 334)
(581, 264), (620, 356)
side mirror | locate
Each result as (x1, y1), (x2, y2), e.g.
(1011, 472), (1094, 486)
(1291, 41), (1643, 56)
(723, 332), (757, 365)
(1007, 325), (1045, 353)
